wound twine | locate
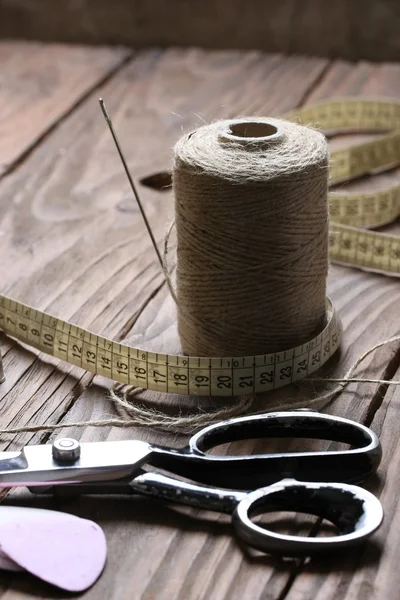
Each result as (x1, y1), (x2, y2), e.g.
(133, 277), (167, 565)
(173, 118), (329, 356)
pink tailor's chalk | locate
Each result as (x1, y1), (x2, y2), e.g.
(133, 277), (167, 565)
(0, 512), (107, 592)
(0, 507), (61, 574)
(0, 507), (75, 575)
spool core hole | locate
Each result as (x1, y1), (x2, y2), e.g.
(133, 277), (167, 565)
(228, 121), (278, 140)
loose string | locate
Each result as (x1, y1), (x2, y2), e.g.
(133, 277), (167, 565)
(0, 334), (398, 436)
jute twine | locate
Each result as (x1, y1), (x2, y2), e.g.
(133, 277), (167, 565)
(1, 117), (398, 438)
(174, 118), (329, 356)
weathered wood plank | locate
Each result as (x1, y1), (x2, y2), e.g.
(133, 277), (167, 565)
(0, 41), (131, 176)
(0, 0), (399, 62)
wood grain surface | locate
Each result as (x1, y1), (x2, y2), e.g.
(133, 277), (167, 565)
(0, 0), (400, 62)
(0, 41), (131, 176)
(0, 41), (399, 599)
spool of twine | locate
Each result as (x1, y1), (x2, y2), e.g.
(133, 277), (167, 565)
(173, 117), (329, 357)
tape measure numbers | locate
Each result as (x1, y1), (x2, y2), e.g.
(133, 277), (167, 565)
(0, 98), (399, 395)
(329, 224), (400, 276)
(0, 296), (340, 396)
(286, 99), (400, 276)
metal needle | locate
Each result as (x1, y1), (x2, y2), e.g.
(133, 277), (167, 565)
(0, 352), (5, 384)
(99, 98), (164, 271)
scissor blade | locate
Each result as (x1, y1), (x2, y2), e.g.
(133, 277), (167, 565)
(0, 440), (152, 487)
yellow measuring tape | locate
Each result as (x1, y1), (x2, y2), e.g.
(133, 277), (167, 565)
(0, 297), (340, 396)
(0, 99), (398, 396)
(286, 98), (400, 276)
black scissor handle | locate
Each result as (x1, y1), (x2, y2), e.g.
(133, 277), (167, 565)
(151, 410), (381, 489)
(233, 478), (384, 555)
(192, 410), (382, 487)
(189, 410), (377, 458)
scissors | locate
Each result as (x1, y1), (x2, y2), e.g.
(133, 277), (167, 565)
(0, 410), (383, 555)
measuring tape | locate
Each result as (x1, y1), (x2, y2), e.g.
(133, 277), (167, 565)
(0, 98), (398, 395)
(0, 296), (340, 396)
(286, 98), (400, 276)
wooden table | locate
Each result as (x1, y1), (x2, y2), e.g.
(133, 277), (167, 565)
(0, 41), (399, 600)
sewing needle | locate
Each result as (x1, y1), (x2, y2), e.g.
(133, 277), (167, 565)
(99, 98), (164, 272)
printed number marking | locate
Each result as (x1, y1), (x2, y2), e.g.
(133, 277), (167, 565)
(311, 351), (321, 365)
(239, 375), (253, 388)
(152, 370), (166, 384)
(279, 366), (292, 380)
(57, 340), (68, 353)
(116, 360), (128, 374)
(43, 333), (53, 348)
(217, 375), (232, 389)
(260, 371), (274, 384)
(195, 375), (209, 388)
(72, 344), (82, 359)
(296, 359), (308, 374)
(86, 350), (97, 365)
(134, 366), (146, 380)
(174, 373), (188, 386)
(101, 356), (111, 370)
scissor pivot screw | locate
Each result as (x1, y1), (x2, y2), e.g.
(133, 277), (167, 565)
(52, 438), (81, 463)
